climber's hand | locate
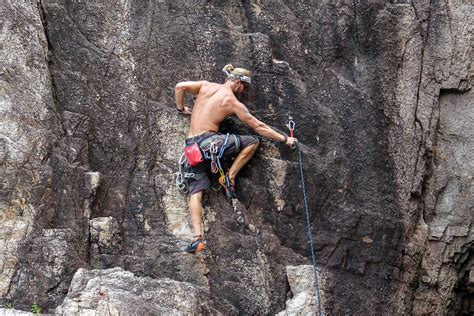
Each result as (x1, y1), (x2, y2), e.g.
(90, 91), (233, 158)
(286, 137), (297, 150)
(179, 107), (192, 115)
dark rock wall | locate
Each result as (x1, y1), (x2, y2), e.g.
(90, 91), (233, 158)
(1, 0), (472, 314)
(0, 0), (62, 306)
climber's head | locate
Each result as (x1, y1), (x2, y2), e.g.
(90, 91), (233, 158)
(223, 64), (252, 94)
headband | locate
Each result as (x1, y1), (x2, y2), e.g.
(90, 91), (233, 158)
(223, 69), (252, 85)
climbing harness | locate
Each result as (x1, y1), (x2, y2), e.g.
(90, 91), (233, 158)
(175, 133), (231, 193)
(202, 133), (230, 178)
(289, 118), (324, 316)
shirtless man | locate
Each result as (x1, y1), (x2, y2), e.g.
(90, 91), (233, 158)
(175, 64), (297, 253)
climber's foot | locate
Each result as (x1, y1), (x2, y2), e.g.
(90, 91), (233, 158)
(219, 174), (237, 199)
(184, 236), (205, 254)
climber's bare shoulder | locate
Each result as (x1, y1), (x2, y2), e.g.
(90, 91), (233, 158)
(189, 82), (236, 135)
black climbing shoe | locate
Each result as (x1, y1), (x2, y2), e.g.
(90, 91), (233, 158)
(184, 237), (205, 254)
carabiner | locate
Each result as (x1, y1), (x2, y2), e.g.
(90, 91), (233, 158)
(288, 120), (295, 130)
(210, 142), (218, 154)
(288, 120), (295, 137)
(179, 153), (187, 165)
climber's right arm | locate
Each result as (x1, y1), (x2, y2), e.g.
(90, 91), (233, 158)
(234, 101), (297, 147)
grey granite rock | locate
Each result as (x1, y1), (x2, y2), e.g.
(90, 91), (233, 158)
(276, 265), (329, 316)
(0, 0), (472, 314)
(0, 309), (33, 316)
(90, 217), (122, 255)
(55, 267), (226, 315)
(0, 0), (57, 306)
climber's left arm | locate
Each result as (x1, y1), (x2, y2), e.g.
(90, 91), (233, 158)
(175, 81), (206, 114)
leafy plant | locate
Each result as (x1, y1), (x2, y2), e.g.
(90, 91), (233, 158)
(31, 302), (42, 314)
(6, 303), (13, 309)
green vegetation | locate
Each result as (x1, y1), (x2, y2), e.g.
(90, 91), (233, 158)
(31, 302), (42, 314)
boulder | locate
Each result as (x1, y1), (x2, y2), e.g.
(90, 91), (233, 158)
(55, 267), (227, 315)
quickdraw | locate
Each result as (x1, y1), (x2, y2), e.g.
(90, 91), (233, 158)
(175, 133), (230, 192)
(209, 141), (219, 173)
(175, 153), (189, 192)
(287, 117), (296, 149)
(216, 133), (230, 178)
(287, 117), (295, 138)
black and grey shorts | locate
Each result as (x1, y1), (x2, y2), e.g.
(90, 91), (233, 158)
(184, 131), (259, 195)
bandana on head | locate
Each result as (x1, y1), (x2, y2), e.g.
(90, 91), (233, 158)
(223, 69), (251, 85)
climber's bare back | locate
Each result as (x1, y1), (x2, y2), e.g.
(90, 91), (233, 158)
(187, 81), (239, 137)
(176, 78), (297, 151)
(176, 79), (286, 144)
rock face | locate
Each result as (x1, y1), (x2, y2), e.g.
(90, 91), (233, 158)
(0, 0), (59, 305)
(0, 309), (33, 316)
(90, 216), (122, 257)
(411, 79), (474, 314)
(0, 0), (473, 315)
(277, 265), (328, 316)
(55, 267), (228, 315)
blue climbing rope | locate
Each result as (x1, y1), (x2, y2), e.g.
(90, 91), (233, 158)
(291, 120), (324, 315)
